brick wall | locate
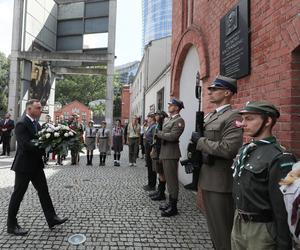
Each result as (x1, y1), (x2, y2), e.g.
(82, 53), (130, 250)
(121, 85), (130, 124)
(172, 0), (300, 157)
(54, 100), (92, 124)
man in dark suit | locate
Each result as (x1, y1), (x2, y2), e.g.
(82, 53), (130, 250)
(7, 99), (68, 236)
(0, 113), (15, 156)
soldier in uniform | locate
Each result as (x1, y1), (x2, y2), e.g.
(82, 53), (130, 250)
(231, 101), (297, 250)
(69, 113), (84, 165)
(155, 98), (185, 217)
(191, 75), (243, 250)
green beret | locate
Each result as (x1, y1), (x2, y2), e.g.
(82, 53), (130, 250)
(239, 101), (280, 118)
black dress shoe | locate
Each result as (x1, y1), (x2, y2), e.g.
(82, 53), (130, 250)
(7, 225), (28, 236)
(143, 185), (156, 191)
(48, 216), (68, 229)
(184, 183), (198, 191)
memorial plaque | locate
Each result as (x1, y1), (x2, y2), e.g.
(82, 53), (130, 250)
(220, 0), (250, 79)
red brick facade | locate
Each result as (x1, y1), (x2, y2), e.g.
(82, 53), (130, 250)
(172, 0), (300, 157)
(121, 85), (130, 124)
(54, 100), (92, 124)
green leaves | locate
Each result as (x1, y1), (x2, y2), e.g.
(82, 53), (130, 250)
(55, 74), (107, 106)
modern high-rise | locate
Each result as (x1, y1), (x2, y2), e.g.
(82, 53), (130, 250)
(142, 0), (172, 48)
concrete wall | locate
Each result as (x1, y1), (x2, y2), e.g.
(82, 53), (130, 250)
(57, 2), (84, 20)
(23, 0), (57, 51)
(147, 37), (171, 88)
(144, 69), (171, 115)
(178, 46), (200, 185)
(130, 62), (144, 118)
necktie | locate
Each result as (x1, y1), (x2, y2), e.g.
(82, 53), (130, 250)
(90, 127), (92, 136)
(32, 120), (38, 133)
(102, 128), (105, 137)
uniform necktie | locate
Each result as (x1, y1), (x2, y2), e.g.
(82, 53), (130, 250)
(102, 128), (105, 137)
(90, 127), (92, 136)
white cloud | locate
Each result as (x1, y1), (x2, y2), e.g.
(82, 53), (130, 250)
(0, 0), (13, 56)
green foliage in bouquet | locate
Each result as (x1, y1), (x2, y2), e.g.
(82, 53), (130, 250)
(32, 124), (84, 156)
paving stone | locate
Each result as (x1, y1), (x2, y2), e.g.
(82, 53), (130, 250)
(0, 147), (212, 249)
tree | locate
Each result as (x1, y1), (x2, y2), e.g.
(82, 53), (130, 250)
(55, 74), (107, 106)
(0, 52), (10, 112)
(113, 74), (122, 119)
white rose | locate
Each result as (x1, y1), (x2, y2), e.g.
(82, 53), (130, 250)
(46, 128), (52, 132)
(69, 132), (74, 136)
(64, 133), (69, 137)
(45, 133), (51, 138)
(54, 126), (60, 131)
(54, 132), (60, 137)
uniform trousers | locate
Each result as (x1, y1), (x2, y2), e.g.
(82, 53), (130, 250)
(145, 143), (157, 187)
(7, 170), (56, 227)
(128, 138), (139, 163)
(162, 159), (179, 199)
(202, 190), (234, 250)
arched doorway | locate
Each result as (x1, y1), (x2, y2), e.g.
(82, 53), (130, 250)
(178, 46), (200, 184)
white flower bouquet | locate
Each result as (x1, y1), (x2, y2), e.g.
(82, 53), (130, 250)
(32, 123), (84, 155)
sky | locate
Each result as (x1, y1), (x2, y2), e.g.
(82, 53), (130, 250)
(0, 0), (142, 66)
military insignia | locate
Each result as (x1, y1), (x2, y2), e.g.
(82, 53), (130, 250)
(178, 122), (183, 128)
(234, 120), (243, 128)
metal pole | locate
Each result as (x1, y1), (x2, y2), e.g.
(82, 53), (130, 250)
(105, 0), (117, 129)
(8, 0), (24, 150)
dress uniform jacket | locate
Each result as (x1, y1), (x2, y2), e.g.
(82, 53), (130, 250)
(157, 114), (185, 160)
(196, 106), (243, 193)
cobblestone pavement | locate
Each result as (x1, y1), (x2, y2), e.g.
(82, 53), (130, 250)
(0, 146), (213, 249)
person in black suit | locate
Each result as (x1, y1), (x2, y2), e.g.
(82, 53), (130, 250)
(7, 99), (68, 236)
(0, 113), (15, 156)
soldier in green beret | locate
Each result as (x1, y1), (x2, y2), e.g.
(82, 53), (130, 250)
(231, 101), (297, 250)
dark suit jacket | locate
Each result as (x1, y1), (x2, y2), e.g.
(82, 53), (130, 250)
(11, 115), (44, 173)
(0, 119), (15, 137)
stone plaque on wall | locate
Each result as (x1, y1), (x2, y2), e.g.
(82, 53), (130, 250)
(220, 0), (250, 79)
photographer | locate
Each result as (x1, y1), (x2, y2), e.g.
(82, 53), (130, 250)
(191, 75), (243, 250)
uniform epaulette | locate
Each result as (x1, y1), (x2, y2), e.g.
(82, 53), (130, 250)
(274, 152), (297, 169)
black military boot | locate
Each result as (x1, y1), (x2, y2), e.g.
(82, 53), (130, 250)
(86, 155), (90, 165)
(150, 180), (165, 199)
(151, 182), (166, 201)
(159, 202), (170, 211)
(161, 197), (178, 217)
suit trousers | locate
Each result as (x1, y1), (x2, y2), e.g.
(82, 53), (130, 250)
(7, 170), (56, 227)
(202, 190), (234, 250)
(128, 138), (139, 163)
(145, 143), (157, 187)
(2, 135), (11, 154)
(162, 159), (179, 199)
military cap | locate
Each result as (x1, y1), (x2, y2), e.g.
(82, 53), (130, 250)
(208, 75), (237, 94)
(147, 112), (155, 117)
(168, 98), (185, 109)
(155, 110), (168, 118)
(88, 120), (94, 124)
(239, 101), (280, 118)
(101, 120), (107, 124)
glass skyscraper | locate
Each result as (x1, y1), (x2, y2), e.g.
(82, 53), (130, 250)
(142, 0), (172, 48)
